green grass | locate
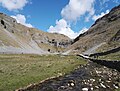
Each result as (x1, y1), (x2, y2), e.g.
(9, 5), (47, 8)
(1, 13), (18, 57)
(0, 54), (87, 91)
(97, 51), (120, 61)
(38, 43), (65, 52)
(0, 30), (20, 47)
(97, 42), (120, 53)
(115, 88), (120, 91)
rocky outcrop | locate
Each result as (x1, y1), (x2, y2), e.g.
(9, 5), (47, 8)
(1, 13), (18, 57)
(110, 29), (120, 42)
(0, 13), (17, 32)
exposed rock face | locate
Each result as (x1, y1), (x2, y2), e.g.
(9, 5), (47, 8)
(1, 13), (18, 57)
(110, 29), (120, 42)
(29, 28), (72, 53)
(67, 5), (120, 54)
(0, 13), (71, 54)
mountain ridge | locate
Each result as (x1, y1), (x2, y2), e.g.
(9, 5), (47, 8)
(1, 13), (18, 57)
(67, 5), (120, 54)
(0, 13), (71, 54)
(0, 5), (120, 55)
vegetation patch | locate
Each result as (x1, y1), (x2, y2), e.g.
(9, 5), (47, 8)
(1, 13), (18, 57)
(0, 54), (87, 91)
(96, 51), (120, 61)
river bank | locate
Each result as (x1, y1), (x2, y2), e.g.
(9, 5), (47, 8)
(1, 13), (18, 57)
(17, 60), (120, 91)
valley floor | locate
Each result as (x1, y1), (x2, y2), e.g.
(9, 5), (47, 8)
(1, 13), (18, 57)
(0, 54), (120, 91)
(18, 61), (120, 91)
(0, 54), (86, 91)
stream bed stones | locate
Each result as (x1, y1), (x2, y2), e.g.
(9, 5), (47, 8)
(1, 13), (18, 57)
(18, 61), (120, 91)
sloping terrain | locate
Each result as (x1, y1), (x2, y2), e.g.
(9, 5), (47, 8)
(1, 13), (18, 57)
(0, 13), (71, 54)
(67, 5), (120, 55)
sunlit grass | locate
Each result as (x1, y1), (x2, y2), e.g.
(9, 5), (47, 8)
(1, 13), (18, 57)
(0, 54), (87, 91)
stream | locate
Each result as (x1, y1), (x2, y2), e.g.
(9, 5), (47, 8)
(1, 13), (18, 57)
(18, 60), (120, 91)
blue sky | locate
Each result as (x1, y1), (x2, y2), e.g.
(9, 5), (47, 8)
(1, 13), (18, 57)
(0, 0), (120, 39)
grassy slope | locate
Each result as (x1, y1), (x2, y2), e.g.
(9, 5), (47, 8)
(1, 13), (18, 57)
(95, 41), (120, 61)
(0, 28), (20, 47)
(96, 41), (120, 53)
(38, 43), (65, 52)
(97, 51), (120, 61)
(0, 54), (86, 91)
(67, 6), (120, 54)
(0, 21), (70, 53)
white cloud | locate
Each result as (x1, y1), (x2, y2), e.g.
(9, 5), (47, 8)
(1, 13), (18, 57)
(48, 19), (88, 39)
(11, 14), (33, 28)
(92, 10), (109, 21)
(48, 19), (76, 39)
(48, 0), (92, 39)
(61, 0), (95, 22)
(0, 0), (28, 11)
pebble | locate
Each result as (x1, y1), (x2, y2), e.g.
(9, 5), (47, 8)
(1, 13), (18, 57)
(100, 83), (106, 88)
(113, 84), (119, 89)
(95, 86), (99, 89)
(60, 86), (65, 89)
(82, 88), (88, 91)
(89, 84), (92, 86)
(106, 80), (111, 83)
(96, 70), (102, 74)
(108, 78), (111, 81)
(70, 83), (75, 86)
(90, 79), (95, 82)
(90, 87), (93, 90)
(99, 79), (101, 82)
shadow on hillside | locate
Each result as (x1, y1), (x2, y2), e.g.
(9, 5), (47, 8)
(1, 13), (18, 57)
(90, 59), (120, 72)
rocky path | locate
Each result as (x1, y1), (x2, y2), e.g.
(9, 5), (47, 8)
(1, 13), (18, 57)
(18, 60), (120, 91)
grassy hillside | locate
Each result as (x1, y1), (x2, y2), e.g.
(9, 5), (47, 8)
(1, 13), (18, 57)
(0, 13), (71, 54)
(67, 5), (120, 55)
(97, 51), (120, 60)
(0, 54), (86, 91)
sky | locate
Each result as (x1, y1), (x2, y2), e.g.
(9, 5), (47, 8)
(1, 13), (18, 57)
(0, 0), (120, 39)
